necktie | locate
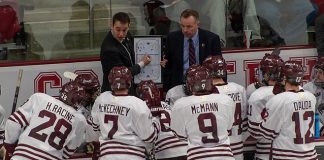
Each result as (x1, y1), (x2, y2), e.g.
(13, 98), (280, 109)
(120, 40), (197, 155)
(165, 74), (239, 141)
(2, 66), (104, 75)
(188, 38), (196, 66)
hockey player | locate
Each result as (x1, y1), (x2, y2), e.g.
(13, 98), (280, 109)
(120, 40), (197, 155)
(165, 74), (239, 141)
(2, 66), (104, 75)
(90, 66), (161, 160)
(170, 65), (235, 160)
(0, 104), (5, 148)
(247, 53), (284, 160)
(73, 73), (101, 159)
(74, 73), (101, 109)
(4, 81), (88, 159)
(252, 60), (318, 159)
(202, 55), (247, 160)
(165, 64), (200, 106)
(304, 57), (324, 135)
(137, 80), (187, 160)
(304, 57), (324, 117)
(246, 48), (281, 99)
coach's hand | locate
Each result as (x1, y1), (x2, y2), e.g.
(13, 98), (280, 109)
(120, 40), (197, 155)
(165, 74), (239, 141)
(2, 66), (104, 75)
(160, 55), (168, 68)
(143, 54), (152, 66)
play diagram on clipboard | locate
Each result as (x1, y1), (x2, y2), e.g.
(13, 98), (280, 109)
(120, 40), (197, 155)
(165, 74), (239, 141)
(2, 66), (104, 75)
(134, 36), (162, 84)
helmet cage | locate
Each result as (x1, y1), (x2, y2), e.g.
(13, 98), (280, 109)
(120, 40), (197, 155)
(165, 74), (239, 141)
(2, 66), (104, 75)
(312, 57), (324, 87)
(313, 68), (324, 87)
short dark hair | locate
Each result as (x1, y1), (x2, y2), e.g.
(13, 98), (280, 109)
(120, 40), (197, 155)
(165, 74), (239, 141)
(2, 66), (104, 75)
(180, 9), (199, 20)
(113, 12), (130, 25)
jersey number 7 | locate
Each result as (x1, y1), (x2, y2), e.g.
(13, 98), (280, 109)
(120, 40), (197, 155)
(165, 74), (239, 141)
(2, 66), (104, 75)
(104, 115), (118, 139)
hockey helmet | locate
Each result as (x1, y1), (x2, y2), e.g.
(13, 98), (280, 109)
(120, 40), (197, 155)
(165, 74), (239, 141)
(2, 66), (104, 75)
(258, 53), (284, 83)
(137, 80), (161, 109)
(281, 60), (304, 85)
(186, 66), (213, 95)
(108, 66), (132, 92)
(59, 81), (88, 110)
(202, 55), (227, 79)
(74, 74), (100, 106)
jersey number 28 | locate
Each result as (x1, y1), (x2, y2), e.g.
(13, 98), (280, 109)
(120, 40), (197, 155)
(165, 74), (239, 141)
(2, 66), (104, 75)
(28, 110), (72, 150)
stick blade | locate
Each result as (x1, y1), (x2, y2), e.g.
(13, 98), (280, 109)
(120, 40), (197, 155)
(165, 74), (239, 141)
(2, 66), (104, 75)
(64, 71), (78, 80)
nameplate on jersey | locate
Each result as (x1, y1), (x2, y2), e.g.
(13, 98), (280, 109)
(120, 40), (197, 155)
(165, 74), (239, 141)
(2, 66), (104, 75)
(99, 104), (130, 116)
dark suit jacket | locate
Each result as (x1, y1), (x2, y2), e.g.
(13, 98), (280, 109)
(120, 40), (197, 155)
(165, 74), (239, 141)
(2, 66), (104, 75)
(163, 28), (222, 91)
(100, 31), (140, 94)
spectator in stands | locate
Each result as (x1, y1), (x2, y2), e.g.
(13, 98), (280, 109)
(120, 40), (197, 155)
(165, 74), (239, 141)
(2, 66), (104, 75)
(143, 0), (180, 35)
(316, 14), (324, 57)
(255, 0), (314, 46)
(312, 0), (324, 57)
(0, 3), (20, 44)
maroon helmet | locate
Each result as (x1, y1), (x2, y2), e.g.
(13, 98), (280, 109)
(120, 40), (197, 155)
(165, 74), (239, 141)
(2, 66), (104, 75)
(186, 66), (213, 95)
(281, 60), (304, 85)
(75, 74), (100, 94)
(137, 80), (161, 109)
(59, 81), (88, 110)
(108, 66), (132, 92)
(202, 55), (227, 78)
(74, 74), (100, 106)
(183, 64), (200, 95)
(259, 53), (284, 82)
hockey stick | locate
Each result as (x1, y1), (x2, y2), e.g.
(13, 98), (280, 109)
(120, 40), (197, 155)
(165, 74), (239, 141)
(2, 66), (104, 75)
(63, 71), (78, 80)
(11, 69), (23, 114)
(271, 47), (281, 56)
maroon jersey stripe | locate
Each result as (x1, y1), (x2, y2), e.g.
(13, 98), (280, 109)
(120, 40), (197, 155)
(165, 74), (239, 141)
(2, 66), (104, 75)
(100, 151), (145, 158)
(17, 143), (60, 159)
(16, 111), (29, 126)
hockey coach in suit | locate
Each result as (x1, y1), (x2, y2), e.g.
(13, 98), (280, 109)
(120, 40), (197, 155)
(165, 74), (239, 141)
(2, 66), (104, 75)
(161, 9), (222, 92)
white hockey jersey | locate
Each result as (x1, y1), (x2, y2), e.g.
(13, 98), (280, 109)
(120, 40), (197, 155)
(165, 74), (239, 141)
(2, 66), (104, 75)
(171, 93), (235, 160)
(154, 101), (187, 159)
(257, 90), (318, 160)
(304, 82), (324, 113)
(247, 86), (274, 160)
(213, 82), (247, 160)
(0, 104), (6, 148)
(90, 91), (160, 160)
(4, 93), (87, 160)
(165, 85), (187, 106)
(246, 83), (260, 99)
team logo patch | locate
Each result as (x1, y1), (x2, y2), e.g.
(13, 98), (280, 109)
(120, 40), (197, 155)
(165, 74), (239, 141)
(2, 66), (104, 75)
(261, 108), (269, 120)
